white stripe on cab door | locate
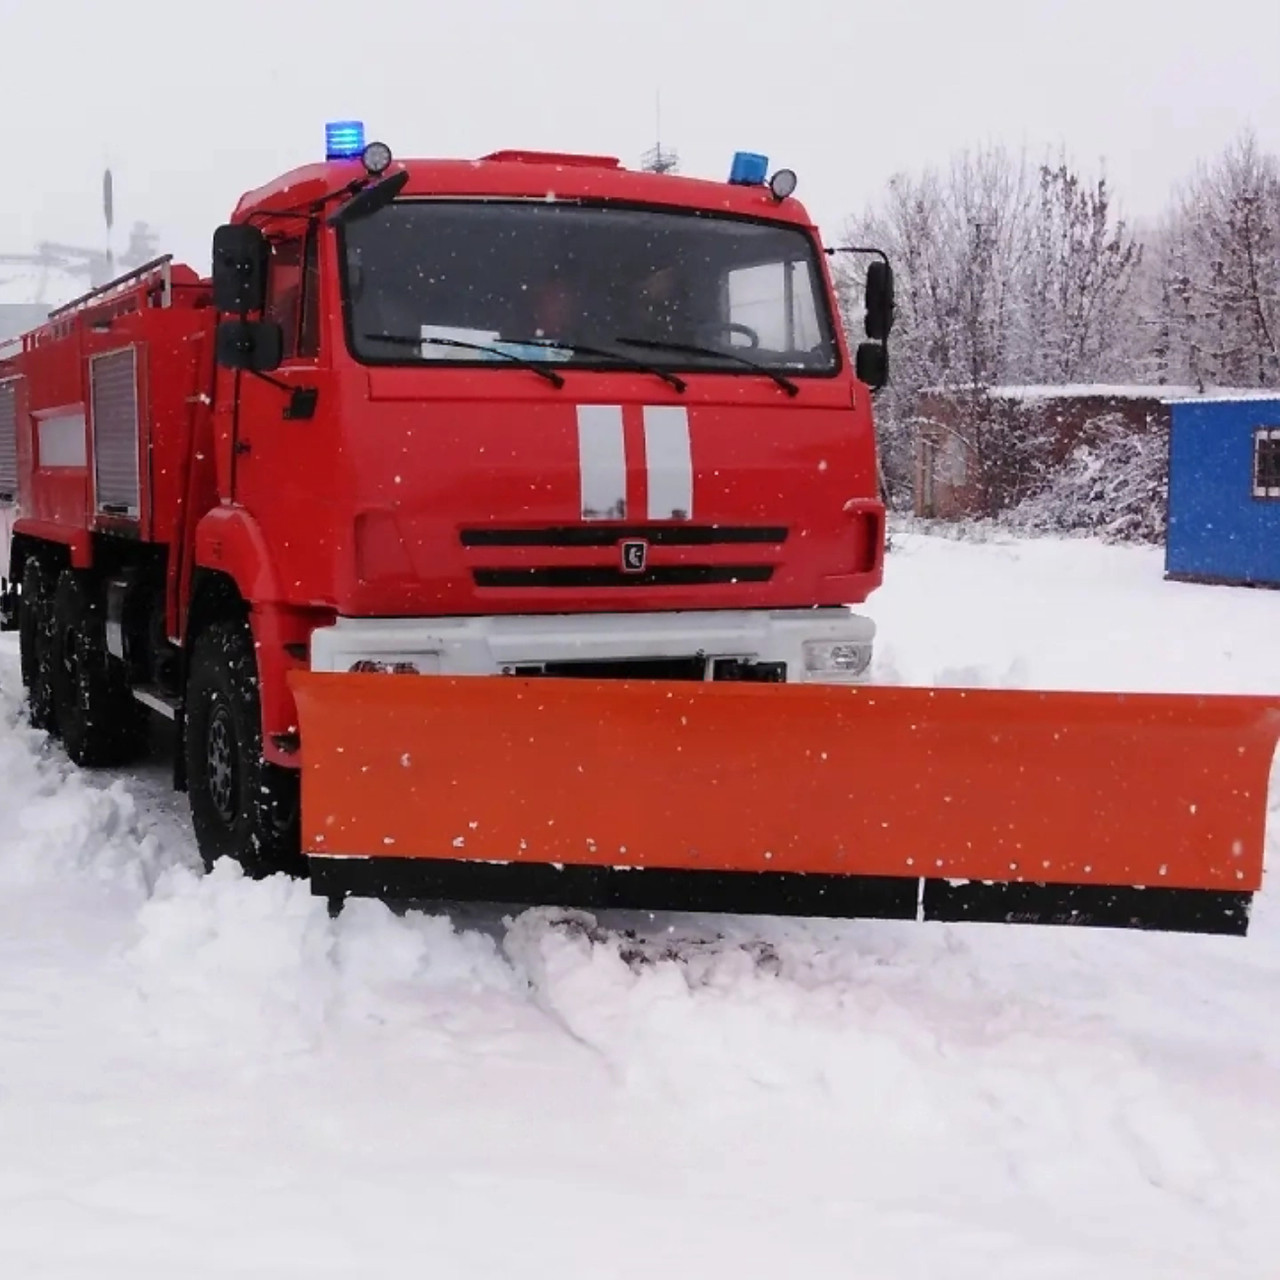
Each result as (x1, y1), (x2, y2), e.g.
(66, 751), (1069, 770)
(576, 405), (627, 521)
(642, 405), (693, 520)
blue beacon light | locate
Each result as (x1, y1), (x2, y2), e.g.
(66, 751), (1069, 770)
(326, 120), (366, 160)
(728, 151), (769, 186)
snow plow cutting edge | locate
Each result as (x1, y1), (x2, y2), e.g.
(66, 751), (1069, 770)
(290, 673), (1280, 936)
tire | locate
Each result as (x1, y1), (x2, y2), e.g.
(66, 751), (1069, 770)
(50, 568), (148, 767)
(184, 616), (304, 878)
(19, 556), (58, 734)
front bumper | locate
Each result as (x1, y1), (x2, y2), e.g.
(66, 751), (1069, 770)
(308, 607), (875, 683)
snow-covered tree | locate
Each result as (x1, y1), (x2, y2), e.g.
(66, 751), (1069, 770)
(1142, 131), (1280, 388)
(834, 147), (1029, 503)
(1019, 161), (1142, 384)
(836, 132), (1278, 530)
(835, 146), (1139, 506)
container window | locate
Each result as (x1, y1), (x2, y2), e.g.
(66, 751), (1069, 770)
(1254, 428), (1280, 499)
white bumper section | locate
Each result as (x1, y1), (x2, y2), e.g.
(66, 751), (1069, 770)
(309, 608), (875, 683)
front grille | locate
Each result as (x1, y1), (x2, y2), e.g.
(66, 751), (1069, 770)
(504, 657), (787, 683)
(461, 525), (788, 548)
(474, 565), (774, 589)
(508, 657), (708, 681)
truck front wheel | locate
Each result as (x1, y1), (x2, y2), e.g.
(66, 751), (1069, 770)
(185, 616), (304, 879)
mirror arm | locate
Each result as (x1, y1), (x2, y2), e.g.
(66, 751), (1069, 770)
(826, 244), (895, 345)
(825, 245), (890, 269)
(243, 369), (319, 421)
(245, 368), (291, 393)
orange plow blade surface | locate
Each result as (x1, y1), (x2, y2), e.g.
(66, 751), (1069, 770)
(289, 673), (1280, 935)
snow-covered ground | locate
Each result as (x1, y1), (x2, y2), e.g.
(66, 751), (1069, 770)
(2, 530), (1279, 1279)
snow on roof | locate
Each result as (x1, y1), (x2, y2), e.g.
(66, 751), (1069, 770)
(988, 384), (1201, 401)
(920, 383), (1275, 404)
(1163, 390), (1280, 406)
(921, 383), (1200, 401)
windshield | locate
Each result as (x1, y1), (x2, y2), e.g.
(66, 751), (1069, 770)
(341, 200), (839, 375)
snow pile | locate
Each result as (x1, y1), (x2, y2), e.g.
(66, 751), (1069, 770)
(2, 531), (1280, 1278)
(870, 528), (1280, 698)
(0, 685), (179, 897)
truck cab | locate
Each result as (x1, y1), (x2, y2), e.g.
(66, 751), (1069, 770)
(214, 137), (889, 691)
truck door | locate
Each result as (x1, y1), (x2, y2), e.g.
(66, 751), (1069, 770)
(228, 225), (328, 597)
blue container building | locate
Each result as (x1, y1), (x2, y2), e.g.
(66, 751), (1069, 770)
(1165, 394), (1280, 587)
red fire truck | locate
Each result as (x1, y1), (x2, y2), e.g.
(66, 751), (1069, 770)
(2, 125), (1274, 934)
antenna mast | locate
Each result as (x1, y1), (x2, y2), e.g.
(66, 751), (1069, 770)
(640, 91), (679, 174)
(103, 168), (115, 281)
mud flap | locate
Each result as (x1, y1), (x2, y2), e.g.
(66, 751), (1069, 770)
(289, 673), (1280, 935)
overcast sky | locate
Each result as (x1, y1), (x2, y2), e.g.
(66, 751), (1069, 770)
(1, 0), (1276, 272)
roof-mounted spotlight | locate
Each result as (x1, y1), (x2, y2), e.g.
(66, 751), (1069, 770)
(769, 168), (798, 201)
(362, 141), (393, 176)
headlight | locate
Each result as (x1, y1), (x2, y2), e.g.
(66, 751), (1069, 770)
(801, 639), (872, 679)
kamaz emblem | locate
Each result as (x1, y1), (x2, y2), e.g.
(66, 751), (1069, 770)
(620, 540), (648, 573)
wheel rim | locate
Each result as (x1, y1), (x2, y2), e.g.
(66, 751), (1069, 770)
(207, 702), (238, 824)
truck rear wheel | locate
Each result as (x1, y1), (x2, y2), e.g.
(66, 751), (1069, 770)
(51, 568), (148, 767)
(19, 556), (58, 734)
(184, 616), (304, 879)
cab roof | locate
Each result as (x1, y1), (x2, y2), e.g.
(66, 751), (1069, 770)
(232, 150), (818, 229)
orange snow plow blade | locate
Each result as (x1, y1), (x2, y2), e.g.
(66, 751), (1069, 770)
(290, 673), (1280, 935)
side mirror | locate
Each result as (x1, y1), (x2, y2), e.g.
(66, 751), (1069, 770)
(211, 224), (270, 314)
(216, 319), (283, 373)
(864, 260), (895, 342)
(855, 341), (888, 391)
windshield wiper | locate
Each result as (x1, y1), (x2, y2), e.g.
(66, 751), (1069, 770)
(361, 332), (565, 388)
(510, 337), (687, 393)
(614, 335), (799, 397)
